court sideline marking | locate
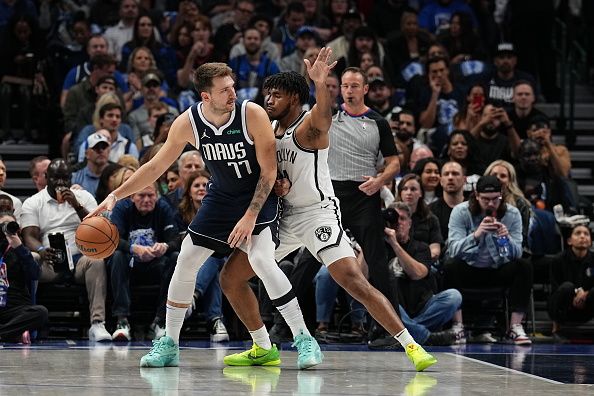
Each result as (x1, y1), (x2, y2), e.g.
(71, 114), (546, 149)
(445, 352), (563, 384)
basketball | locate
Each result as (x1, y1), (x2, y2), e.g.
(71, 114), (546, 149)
(75, 216), (119, 259)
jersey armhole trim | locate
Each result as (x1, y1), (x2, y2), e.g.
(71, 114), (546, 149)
(241, 100), (254, 145)
(188, 106), (200, 149)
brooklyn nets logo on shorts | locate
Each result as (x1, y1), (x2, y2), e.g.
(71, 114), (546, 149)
(315, 226), (332, 242)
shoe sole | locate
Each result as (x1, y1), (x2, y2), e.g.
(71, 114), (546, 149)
(415, 357), (438, 372)
(223, 359), (282, 366)
(139, 357), (180, 368)
(298, 351), (323, 370)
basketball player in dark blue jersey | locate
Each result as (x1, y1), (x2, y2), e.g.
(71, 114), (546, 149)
(88, 63), (322, 370)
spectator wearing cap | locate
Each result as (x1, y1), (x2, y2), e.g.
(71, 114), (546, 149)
(526, 114), (571, 179)
(72, 133), (112, 196)
(61, 34), (129, 108)
(481, 43), (537, 109)
(418, 0), (478, 36)
(228, 27), (280, 105)
(366, 77), (395, 118)
(444, 175), (533, 345)
(279, 26), (319, 73)
(507, 80), (545, 140)
(271, 1), (307, 58)
(128, 71), (179, 145)
(335, 26), (391, 82)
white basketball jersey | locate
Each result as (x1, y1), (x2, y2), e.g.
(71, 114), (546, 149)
(274, 111), (336, 210)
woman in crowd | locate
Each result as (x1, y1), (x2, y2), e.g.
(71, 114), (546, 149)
(177, 171), (229, 342)
(442, 129), (481, 193)
(120, 13), (177, 88)
(454, 83), (486, 133)
(485, 160), (533, 249)
(397, 173), (443, 261)
(412, 158), (441, 205)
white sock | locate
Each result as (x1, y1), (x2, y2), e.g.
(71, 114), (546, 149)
(165, 304), (187, 344)
(395, 328), (416, 349)
(249, 325), (272, 350)
(276, 297), (310, 337)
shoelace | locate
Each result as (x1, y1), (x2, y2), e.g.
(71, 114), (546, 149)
(147, 339), (169, 356)
(248, 344), (262, 358)
(292, 335), (313, 355)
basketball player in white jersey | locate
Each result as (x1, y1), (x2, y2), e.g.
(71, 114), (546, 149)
(87, 63), (322, 370)
(264, 47), (437, 371)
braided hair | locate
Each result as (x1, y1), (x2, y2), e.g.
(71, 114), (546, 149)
(263, 71), (310, 105)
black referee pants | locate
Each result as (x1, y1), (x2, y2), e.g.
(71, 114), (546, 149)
(332, 181), (399, 310)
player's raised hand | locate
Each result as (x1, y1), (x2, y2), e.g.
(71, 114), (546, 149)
(305, 47), (337, 85)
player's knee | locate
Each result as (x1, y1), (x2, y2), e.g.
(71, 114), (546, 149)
(219, 266), (234, 292)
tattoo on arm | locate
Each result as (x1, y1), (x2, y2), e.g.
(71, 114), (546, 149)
(248, 176), (272, 213)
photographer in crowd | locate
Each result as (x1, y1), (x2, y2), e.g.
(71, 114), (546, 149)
(0, 212), (48, 343)
(369, 202), (461, 349)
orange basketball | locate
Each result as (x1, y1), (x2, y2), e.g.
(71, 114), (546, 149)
(75, 216), (119, 259)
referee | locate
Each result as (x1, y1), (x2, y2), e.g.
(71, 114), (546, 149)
(329, 67), (401, 315)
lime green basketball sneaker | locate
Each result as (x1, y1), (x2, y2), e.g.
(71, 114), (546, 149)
(405, 343), (437, 372)
(140, 336), (180, 368)
(223, 343), (281, 366)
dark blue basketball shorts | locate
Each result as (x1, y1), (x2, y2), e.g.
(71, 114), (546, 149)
(188, 192), (280, 256)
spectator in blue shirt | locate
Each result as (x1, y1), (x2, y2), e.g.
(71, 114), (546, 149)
(72, 132), (112, 196)
(109, 183), (180, 341)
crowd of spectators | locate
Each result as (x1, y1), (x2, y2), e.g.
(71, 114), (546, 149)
(0, 0), (593, 344)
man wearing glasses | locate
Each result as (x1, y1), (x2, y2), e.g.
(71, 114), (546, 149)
(443, 175), (533, 345)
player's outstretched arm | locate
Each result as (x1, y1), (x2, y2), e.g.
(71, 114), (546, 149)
(87, 113), (192, 217)
(227, 103), (277, 248)
(305, 47), (337, 148)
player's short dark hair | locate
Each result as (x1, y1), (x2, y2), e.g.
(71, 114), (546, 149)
(193, 63), (235, 94)
(263, 71), (310, 105)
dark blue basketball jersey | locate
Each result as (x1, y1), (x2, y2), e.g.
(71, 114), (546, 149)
(186, 100), (279, 254)
(189, 100), (260, 197)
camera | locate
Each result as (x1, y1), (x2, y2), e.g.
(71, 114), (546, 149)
(382, 207), (399, 227)
(0, 221), (19, 237)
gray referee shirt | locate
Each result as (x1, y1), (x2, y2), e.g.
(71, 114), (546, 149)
(328, 106), (397, 182)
